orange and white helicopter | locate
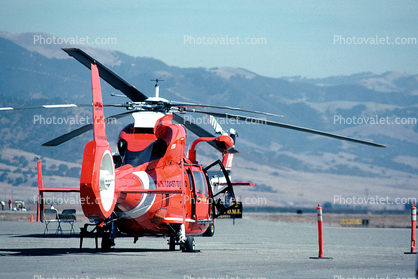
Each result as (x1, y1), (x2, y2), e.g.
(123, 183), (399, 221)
(1, 48), (385, 252)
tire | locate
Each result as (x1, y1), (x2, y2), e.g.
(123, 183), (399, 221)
(181, 236), (195, 252)
(203, 222), (215, 237)
(101, 234), (113, 252)
(169, 236), (176, 251)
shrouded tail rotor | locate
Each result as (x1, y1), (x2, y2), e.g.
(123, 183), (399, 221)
(80, 142), (116, 220)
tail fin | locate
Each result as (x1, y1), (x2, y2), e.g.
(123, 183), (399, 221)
(91, 63), (107, 142)
(80, 63), (116, 221)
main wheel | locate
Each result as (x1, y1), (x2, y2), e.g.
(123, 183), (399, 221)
(203, 222), (215, 237)
(169, 236), (176, 251)
(101, 234), (114, 252)
(181, 236), (195, 252)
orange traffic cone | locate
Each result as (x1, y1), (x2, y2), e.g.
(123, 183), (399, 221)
(30, 214), (33, 222)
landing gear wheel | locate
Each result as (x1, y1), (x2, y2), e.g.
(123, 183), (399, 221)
(181, 236), (196, 252)
(169, 236), (176, 251)
(203, 222), (215, 237)
(101, 233), (114, 252)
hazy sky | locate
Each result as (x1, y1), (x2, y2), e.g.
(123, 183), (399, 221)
(1, 0), (417, 78)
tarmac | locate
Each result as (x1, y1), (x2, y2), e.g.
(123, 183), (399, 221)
(0, 214), (416, 279)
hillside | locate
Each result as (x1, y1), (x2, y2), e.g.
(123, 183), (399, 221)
(0, 31), (417, 208)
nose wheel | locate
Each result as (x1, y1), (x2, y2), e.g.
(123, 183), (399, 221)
(168, 236), (199, 252)
(181, 236), (197, 252)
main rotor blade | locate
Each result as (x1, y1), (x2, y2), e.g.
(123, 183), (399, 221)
(42, 111), (134, 146)
(172, 113), (238, 154)
(186, 109), (386, 148)
(62, 48), (148, 102)
(0, 103), (130, 111)
(0, 104), (91, 111)
(171, 103), (283, 118)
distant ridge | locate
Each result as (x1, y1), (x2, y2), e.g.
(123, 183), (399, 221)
(0, 30), (417, 207)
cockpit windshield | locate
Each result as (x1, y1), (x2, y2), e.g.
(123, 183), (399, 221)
(122, 139), (168, 167)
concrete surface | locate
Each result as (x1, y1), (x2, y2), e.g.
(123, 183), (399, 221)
(0, 215), (416, 279)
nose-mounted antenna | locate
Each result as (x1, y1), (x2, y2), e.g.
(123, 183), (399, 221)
(150, 79), (164, 98)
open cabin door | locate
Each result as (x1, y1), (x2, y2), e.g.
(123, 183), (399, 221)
(186, 168), (210, 221)
(204, 160), (240, 218)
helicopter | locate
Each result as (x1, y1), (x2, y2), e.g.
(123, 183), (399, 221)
(1, 48), (385, 252)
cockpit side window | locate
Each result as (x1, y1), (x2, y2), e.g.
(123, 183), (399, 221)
(193, 171), (207, 196)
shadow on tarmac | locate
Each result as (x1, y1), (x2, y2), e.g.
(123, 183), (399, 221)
(1, 233), (172, 256)
(0, 247), (172, 256)
(14, 233), (81, 239)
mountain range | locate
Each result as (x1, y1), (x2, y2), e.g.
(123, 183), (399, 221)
(0, 30), (417, 208)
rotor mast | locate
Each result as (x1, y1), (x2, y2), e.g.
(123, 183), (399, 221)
(151, 79), (164, 99)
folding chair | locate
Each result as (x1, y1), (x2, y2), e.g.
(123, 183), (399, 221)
(44, 208), (59, 234)
(58, 209), (77, 234)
